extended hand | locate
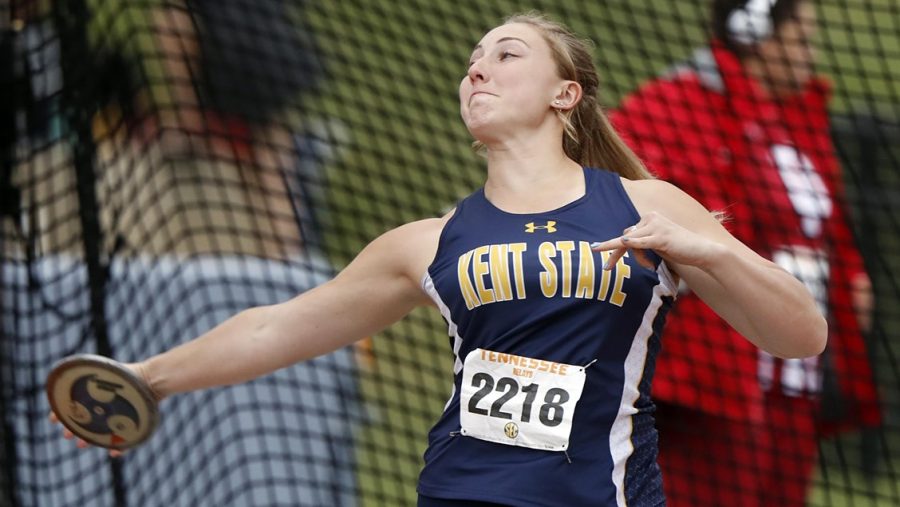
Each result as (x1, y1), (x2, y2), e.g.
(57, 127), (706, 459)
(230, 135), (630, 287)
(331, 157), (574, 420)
(48, 362), (151, 458)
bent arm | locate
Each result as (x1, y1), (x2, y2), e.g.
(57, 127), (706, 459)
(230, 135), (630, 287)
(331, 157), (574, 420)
(140, 219), (441, 399)
(676, 235), (827, 358)
(623, 180), (828, 359)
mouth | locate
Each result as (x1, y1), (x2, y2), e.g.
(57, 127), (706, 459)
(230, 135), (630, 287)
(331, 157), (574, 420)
(468, 92), (496, 105)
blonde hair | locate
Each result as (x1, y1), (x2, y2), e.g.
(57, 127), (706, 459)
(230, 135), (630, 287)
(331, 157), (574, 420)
(480, 12), (653, 181)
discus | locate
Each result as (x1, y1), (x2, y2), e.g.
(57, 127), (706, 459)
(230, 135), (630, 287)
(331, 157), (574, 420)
(46, 354), (159, 451)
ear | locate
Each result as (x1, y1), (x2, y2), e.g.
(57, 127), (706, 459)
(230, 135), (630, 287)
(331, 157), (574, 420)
(551, 81), (583, 110)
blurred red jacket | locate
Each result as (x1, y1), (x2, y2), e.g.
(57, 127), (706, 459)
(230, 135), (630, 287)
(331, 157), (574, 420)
(611, 41), (881, 433)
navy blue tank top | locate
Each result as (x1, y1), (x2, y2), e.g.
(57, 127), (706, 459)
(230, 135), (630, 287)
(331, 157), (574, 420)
(418, 168), (677, 506)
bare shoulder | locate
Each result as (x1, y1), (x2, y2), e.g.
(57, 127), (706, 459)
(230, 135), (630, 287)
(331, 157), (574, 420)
(360, 210), (455, 284)
(620, 177), (710, 226)
(393, 210), (454, 236)
(383, 210), (454, 249)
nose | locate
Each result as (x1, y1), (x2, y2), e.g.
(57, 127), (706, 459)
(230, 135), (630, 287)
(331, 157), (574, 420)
(467, 58), (487, 83)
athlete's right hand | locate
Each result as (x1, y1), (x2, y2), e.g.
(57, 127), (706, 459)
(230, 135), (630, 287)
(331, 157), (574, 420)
(48, 362), (148, 458)
(48, 410), (127, 458)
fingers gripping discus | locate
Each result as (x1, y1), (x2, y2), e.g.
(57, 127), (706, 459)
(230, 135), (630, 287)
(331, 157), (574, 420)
(47, 354), (159, 450)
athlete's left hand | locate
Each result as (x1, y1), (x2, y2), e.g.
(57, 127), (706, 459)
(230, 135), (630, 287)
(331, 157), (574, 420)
(590, 211), (724, 271)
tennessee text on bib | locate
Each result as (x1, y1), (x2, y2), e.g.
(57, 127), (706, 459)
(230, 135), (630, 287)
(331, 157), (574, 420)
(460, 348), (587, 451)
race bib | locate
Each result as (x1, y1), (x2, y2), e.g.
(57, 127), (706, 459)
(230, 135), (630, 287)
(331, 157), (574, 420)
(459, 348), (586, 451)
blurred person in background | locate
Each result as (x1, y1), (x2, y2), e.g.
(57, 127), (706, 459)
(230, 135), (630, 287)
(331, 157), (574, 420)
(612, 0), (881, 505)
(2, 1), (363, 505)
(87, 0), (332, 256)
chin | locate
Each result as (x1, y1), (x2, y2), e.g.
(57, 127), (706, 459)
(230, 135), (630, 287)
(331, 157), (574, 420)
(465, 119), (498, 142)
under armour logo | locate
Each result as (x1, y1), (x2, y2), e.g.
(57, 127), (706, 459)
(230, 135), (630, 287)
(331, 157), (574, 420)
(525, 221), (557, 233)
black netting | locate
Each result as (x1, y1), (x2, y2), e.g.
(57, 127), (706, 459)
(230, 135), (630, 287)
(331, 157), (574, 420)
(1, 0), (898, 506)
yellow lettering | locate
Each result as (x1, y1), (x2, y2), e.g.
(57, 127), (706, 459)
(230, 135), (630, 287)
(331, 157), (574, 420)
(556, 241), (575, 298)
(472, 246), (495, 305)
(538, 360), (550, 372)
(508, 243), (528, 299)
(498, 353), (509, 364)
(610, 253), (631, 307)
(575, 241), (595, 299)
(529, 358), (539, 369)
(538, 242), (558, 298)
(457, 250), (481, 310)
(559, 364), (569, 376)
(489, 244), (513, 302)
(489, 351), (497, 362)
(597, 251), (612, 301)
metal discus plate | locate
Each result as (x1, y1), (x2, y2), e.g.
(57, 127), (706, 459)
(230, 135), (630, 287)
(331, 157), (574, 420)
(46, 354), (159, 450)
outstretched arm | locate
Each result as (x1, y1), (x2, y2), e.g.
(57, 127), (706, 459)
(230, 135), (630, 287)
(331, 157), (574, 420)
(137, 218), (442, 400)
(595, 179), (827, 359)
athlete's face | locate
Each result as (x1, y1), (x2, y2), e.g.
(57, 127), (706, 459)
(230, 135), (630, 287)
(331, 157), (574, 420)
(758, 1), (817, 96)
(459, 23), (572, 144)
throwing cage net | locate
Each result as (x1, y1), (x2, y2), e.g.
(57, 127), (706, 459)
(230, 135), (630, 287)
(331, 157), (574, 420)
(1, 0), (898, 505)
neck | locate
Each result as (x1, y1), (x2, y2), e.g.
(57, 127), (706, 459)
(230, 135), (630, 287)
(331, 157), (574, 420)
(481, 133), (584, 213)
